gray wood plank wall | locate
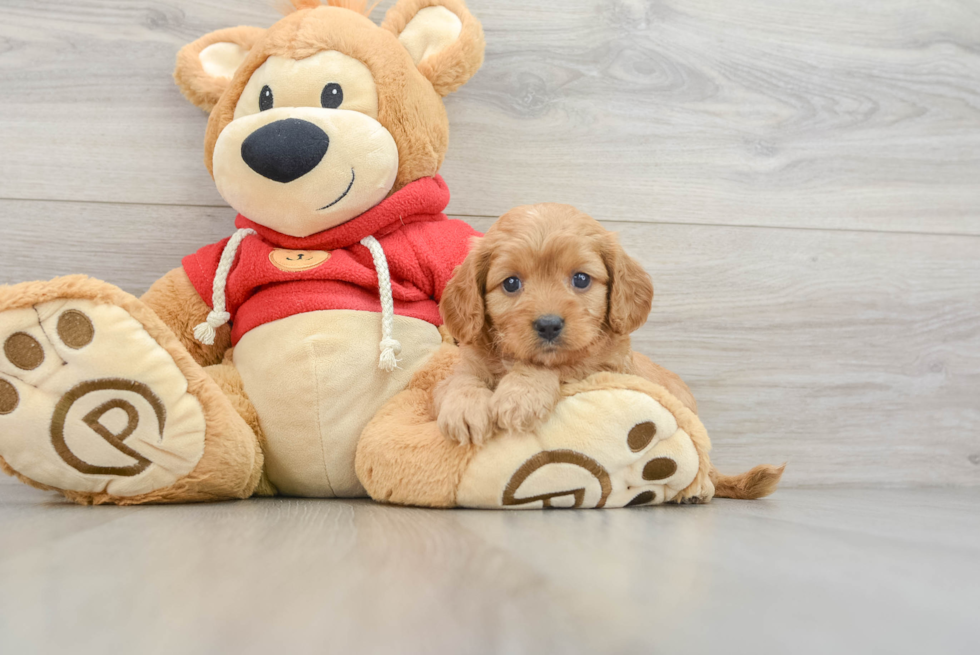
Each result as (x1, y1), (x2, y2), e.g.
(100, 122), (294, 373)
(0, 0), (977, 486)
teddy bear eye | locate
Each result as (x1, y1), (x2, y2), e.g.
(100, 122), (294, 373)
(572, 272), (591, 290)
(259, 85), (274, 111)
(502, 276), (522, 294)
(321, 83), (343, 109)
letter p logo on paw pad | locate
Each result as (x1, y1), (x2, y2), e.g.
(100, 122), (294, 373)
(0, 300), (206, 496)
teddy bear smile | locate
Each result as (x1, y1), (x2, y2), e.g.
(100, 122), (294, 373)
(317, 168), (355, 211)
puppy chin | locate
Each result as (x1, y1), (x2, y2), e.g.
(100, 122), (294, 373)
(529, 347), (565, 367)
(519, 336), (578, 367)
(535, 327), (608, 366)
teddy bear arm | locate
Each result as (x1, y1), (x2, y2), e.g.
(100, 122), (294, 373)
(140, 267), (232, 367)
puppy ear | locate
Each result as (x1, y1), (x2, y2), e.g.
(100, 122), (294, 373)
(174, 26), (266, 112)
(440, 237), (490, 344)
(382, 0), (485, 96)
(602, 233), (654, 335)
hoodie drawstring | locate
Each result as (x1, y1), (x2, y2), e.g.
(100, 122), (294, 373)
(360, 235), (402, 372)
(194, 228), (256, 346)
(193, 228), (402, 374)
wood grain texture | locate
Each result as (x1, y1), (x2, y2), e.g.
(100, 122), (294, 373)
(1, 485), (978, 655)
(0, 199), (237, 294)
(2, 201), (978, 486)
(1, 0), (979, 233)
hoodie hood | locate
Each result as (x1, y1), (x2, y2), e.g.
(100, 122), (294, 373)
(234, 175), (451, 250)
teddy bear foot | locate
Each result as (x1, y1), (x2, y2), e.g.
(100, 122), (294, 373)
(455, 373), (714, 509)
(0, 277), (260, 504)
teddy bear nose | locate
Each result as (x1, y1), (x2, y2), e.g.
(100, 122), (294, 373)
(240, 118), (330, 184)
(533, 315), (565, 342)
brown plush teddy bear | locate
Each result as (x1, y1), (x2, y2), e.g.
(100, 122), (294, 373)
(0, 0), (487, 503)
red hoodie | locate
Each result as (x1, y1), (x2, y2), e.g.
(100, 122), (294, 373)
(182, 176), (479, 344)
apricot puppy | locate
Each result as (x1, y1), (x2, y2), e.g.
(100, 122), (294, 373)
(434, 203), (695, 445)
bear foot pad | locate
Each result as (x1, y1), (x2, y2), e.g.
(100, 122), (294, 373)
(457, 387), (703, 509)
(0, 299), (206, 497)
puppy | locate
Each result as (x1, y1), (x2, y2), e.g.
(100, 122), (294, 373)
(434, 203), (784, 500)
(434, 203), (695, 444)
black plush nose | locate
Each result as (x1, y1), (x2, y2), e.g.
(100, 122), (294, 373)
(240, 118), (329, 183)
(533, 315), (565, 342)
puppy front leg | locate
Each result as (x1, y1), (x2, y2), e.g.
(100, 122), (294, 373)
(491, 364), (561, 434)
(433, 368), (495, 446)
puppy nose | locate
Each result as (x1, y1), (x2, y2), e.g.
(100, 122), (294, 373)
(241, 118), (329, 183)
(533, 315), (565, 342)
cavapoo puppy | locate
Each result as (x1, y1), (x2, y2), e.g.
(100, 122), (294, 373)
(433, 203), (783, 499)
(434, 203), (696, 443)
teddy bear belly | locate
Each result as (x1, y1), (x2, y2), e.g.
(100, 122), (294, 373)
(232, 309), (442, 497)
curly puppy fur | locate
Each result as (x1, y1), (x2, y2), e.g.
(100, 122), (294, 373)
(434, 203), (783, 500)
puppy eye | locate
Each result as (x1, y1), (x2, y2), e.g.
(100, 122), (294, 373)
(572, 272), (591, 290)
(259, 85), (274, 111)
(502, 276), (522, 294)
(321, 83), (343, 109)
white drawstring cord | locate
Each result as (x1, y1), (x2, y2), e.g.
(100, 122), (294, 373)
(360, 235), (401, 372)
(193, 228), (256, 345)
(193, 228), (401, 373)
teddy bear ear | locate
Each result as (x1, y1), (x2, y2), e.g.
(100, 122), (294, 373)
(174, 26), (266, 112)
(382, 0), (485, 96)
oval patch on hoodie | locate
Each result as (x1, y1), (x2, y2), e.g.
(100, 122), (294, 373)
(269, 249), (330, 272)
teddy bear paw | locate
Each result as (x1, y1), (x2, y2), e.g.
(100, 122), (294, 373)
(455, 383), (707, 509)
(0, 298), (206, 497)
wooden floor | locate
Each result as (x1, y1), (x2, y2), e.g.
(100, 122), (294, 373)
(1, 480), (977, 655)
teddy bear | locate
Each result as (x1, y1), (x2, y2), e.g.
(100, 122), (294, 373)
(0, 0), (774, 508)
(0, 0), (488, 503)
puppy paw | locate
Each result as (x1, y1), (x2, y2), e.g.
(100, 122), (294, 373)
(437, 386), (495, 447)
(490, 380), (558, 435)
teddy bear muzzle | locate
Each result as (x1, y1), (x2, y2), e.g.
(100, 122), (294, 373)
(212, 106), (399, 238)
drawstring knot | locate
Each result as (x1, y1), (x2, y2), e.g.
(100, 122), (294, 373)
(193, 310), (231, 346)
(360, 235), (401, 372)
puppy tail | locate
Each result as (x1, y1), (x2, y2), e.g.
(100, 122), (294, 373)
(709, 463), (786, 500)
